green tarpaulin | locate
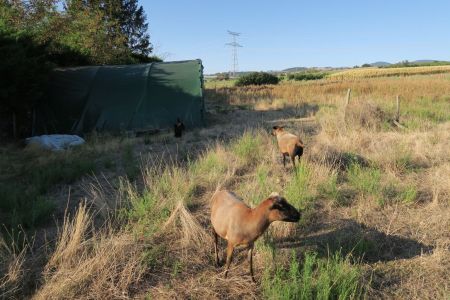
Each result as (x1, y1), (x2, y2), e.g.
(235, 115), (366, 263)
(35, 60), (204, 135)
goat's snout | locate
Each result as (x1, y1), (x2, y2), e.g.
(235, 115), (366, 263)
(283, 206), (301, 222)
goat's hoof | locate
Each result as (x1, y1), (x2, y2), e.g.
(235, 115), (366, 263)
(216, 259), (224, 267)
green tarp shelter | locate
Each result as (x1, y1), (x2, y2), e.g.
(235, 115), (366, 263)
(35, 60), (205, 135)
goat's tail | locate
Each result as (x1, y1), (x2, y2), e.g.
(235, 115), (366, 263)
(295, 143), (304, 158)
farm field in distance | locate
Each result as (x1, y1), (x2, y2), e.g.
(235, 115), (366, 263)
(1, 73), (450, 299)
(327, 64), (450, 80)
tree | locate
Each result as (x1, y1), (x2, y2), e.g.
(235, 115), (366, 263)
(62, 0), (130, 64)
(82, 0), (152, 57)
(120, 0), (152, 56)
(0, 0), (156, 138)
(0, 22), (53, 137)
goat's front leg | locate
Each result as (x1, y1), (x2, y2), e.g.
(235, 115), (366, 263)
(247, 244), (255, 282)
(282, 154), (286, 167)
(224, 242), (235, 278)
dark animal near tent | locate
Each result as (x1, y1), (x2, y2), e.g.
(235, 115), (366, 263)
(210, 190), (300, 282)
(272, 126), (304, 168)
(174, 118), (185, 137)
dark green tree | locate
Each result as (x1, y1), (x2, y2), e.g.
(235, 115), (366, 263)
(83, 0), (152, 57)
(0, 22), (53, 137)
(120, 0), (152, 56)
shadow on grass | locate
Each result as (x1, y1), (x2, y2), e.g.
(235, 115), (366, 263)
(275, 219), (433, 263)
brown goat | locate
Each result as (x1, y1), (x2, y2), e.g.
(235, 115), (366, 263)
(272, 126), (304, 168)
(210, 190), (300, 282)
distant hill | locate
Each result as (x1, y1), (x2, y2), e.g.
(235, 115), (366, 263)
(412, 60), (436, 64)
(282, 67), (308, 73)
(370, 61), (391, 67)
(385, 60), (450, 68)
(282, 66), (342, 73)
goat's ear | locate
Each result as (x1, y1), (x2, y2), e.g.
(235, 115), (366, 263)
(272, 126), (279, 130)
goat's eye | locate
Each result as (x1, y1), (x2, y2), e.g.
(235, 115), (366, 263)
(271, 203), (282, 210)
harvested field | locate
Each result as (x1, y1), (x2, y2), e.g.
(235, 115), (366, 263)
(1, 74), (449, 299)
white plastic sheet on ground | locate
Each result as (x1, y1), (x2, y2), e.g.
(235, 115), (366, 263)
(25, 134), (85, 151)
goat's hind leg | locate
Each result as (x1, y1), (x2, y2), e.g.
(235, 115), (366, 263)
(248, 244), (255, 282)
(212, 229), (222, 267)
(224, 243), (235, 278)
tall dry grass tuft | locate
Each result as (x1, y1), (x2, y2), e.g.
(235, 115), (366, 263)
(163, 200), (211, 250)
(0, 237), (27, 298)
(45, 202), (91, 269)
(34, 202), (145, 299)
(83, 174), (127, 219)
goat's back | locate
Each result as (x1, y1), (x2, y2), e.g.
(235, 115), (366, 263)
(211, 190), (250, 240)
(277, 132), (302, 154)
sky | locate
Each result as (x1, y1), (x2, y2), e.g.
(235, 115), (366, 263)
(141, 0), (450, 74)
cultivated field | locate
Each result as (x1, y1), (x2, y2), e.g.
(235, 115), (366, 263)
(1, 74), (450, 299)
(327, 65), (450, 80)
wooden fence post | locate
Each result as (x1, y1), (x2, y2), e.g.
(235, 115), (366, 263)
(346, 88), (351, 106)
(344, 89), (351, 120)
(395, 95), (400, 122)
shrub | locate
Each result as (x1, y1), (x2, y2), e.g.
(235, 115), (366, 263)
(287, 72), (328, 81)
(235, 72), (279, 86)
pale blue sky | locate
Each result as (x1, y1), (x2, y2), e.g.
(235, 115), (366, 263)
(142, 0), (450, 74)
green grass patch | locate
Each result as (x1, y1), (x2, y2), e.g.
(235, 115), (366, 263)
(318, 173), (343, 205)
(347, 164), (381, 196)
(0, 146), (97, 233)
(284, 161), (315, 210)
(230, 131), (263, 163)
(189, 148), (228, 177)
(142, 244), (167, 269)
(394, 152), (417, 173)
(122, 144), (140, 180)
(381, 181), (418, 206)
(262, 251), (365, 300)
(246, 164), (278, 205)
(125, 166), (194, 237)
(399, 185), (417, 205)
(402, 97), (450, 129)
(283, 161), (317, 226)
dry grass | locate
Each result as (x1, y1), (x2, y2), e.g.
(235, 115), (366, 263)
(0, 237), (27, 298)
(33, 202), (145, 300)
(205, 74), (450, 115)
(2, 74), (449, 299)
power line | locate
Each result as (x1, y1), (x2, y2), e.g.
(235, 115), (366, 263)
(226, 30), (243, 77)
